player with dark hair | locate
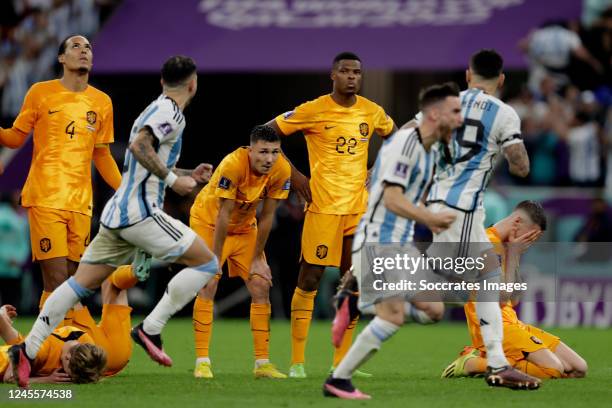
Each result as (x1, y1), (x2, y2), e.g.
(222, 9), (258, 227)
(323, 82), (463, 399)
(0, 34), (126, 316)
(442, 201), (587, 380)
(333, 49), (540, 390)
(8, 55), (218, 388)
(265, 51), (397, 378)
(190, 125), (291, 379)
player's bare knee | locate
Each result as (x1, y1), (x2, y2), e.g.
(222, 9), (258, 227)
(248, 276), (270, 302)
(572, 357), (588, 377)
(297, 263), (324, 291)
(426, 302), (444, 321)
(377, 302), (405, 326)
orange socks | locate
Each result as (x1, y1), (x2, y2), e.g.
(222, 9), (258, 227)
(193, 297), (214, 359)
(251, 303), (271, 360)
(290, 288), (317, 364)
(109, 265), (138, 290)
(514, 360), (562, 379)
(332, 315), (359, 367)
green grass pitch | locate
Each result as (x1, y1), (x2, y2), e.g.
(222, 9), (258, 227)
(2, 318), (612, 407)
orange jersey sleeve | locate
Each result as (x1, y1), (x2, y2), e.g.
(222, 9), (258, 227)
(191, 148), (290, 234)
(372, 104), (395, 138)
(276, 95), (394, 215)
(0, 345), (9, 378)
(32, 326), (94, 376)
(18, 80), (114, 216)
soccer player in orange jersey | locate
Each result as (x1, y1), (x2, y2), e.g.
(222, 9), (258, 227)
(442, 201), (588, 380)
(0, 35), (123, 311)
(190, 125), (291, 379)
(1, 266), (139, 384)
(265, 52), (397, 377)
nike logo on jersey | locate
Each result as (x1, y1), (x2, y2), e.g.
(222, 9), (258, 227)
(324, 125), (337, 130)
(48, 109), (60, 114)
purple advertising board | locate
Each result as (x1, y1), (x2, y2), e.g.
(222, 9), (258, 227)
(93, 0), (582, 73)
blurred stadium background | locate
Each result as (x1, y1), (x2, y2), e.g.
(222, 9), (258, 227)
(1, 0), (611, 328)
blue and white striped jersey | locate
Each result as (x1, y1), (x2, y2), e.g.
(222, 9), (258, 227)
(426, 88), (522, 212)
(101, 94), (186, 228)
(354, 128), (435, 248)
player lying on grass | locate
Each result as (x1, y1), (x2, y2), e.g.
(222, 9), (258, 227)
(442, 201), (588, 380)
(2, 265), (143, 384)
(9, 56), (218, 389)
(190, 125), (291, 379)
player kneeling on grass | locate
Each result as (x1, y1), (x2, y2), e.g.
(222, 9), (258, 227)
(442, 201), (588, 380)
(2, 264), (144, 384)
(190, 125), (291, 379)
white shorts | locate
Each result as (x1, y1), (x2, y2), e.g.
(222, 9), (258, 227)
(82, 211), (197, 267)
(352, 243), (442, 309)
(426, 203), (494, 282)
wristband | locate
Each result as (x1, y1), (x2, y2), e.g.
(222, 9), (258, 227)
(164, 171), (178, 187)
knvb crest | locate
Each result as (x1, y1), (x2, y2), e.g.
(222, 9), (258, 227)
(86, 111), (97, 125)
(359, 122), (369, 137)
(316, 244), (328, 259)
(40, 238), (52, 253)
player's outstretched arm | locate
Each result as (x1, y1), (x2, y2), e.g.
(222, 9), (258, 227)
(174, 163), (213, 184)
(93, 144), (122, 190)
(503, 143), (530, 178)
(0, 127), (28, 149)
(129, 128), (196, 195)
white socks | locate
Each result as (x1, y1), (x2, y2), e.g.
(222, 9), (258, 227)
(143, 259), (217, 335)
(25, 277), (90, 359)
(333, 317), (399, 379)
(475, 269), (508, 368)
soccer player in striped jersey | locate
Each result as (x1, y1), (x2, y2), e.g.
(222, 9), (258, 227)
(420, 49), (539, 390)
(323, 83), (462, 400)
(8, 56), (219, 388)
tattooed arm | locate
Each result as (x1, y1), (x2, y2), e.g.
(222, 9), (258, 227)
(503, 142), (530, 178)
(129, 128), (170, 179)
(129, 127), (196, 195)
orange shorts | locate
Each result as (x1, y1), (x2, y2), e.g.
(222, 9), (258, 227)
(28, 206), (91, 262)
(301, 211), (362, 266)
(71, 304), (132, 376)
(497, 323), (561, 364)
(190, 218), (257, 281)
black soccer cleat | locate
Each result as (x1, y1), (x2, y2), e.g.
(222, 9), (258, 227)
(485, 365), (541, 390)
(130, 323), (173, 367)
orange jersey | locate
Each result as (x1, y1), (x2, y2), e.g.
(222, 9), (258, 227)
(32, 326), (95, 376)
(191, 147), (291, 234)
(0, 345), (9, 378)
(464, 227), (521, 349)
(275, 95), (394, 215)
(14, 79), (114, 216)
